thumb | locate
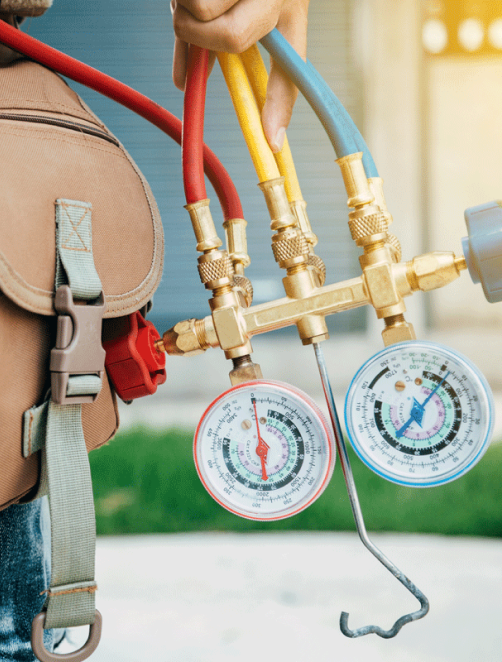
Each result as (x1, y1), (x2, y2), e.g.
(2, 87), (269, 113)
(261, 1), (309, 153)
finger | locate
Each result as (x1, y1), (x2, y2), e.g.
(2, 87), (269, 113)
(175, 0), (239, 23)
(172, 0), (283, 54)
(262, 0), (309, 152)
(262, 68), (297, 152)
(172, 35), (189, 91)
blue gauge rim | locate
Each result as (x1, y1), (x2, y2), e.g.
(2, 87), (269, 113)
(344, 340), (495, 488)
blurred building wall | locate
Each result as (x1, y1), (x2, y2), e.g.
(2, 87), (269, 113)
(359, 0), (502, 333)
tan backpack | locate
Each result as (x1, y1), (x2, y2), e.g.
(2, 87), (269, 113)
(0, 58), (164, 508)
(0, 56), (165, 659)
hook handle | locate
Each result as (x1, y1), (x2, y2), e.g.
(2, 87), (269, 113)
(313, 343), (430, 639)
(340, 578), (429, 639)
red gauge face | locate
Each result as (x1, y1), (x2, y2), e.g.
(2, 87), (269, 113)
(194, 380), (335, 521)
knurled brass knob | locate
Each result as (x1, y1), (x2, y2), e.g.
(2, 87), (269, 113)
(348, 212), (388, 243)
(307, 254), (326, 286)
(272, 233), (309, 265)
(233, 274), (254, 307)
(386, 233), (402, 262)
(197, 251), (234, 286)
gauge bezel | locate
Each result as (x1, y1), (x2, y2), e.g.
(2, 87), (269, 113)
(194, 379), (335, 521)
(344, 340), (494, 487)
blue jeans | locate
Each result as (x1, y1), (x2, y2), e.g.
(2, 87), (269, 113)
(0, 498), (62, 661)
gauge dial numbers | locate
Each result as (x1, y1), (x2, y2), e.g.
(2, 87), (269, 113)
(344, 341), (494, 487)
(194, 380), (335, 521)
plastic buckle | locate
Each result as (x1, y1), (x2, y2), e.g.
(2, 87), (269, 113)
(103, 310), (166, 400)
(50, 285), (106, 405)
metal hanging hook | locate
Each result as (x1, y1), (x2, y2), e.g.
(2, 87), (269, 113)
(313, 343), (430, 639)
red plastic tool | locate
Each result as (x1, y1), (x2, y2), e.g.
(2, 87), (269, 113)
(104, 312), (166, 400)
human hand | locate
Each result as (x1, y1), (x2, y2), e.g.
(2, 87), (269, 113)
(171, 0), (310, 153)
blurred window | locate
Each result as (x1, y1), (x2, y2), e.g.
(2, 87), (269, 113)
(423, 0), (502, 55)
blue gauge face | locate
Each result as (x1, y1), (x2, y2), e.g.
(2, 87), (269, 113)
(344, 341), (494, 487)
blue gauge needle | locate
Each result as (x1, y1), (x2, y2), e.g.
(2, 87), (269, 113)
(396, 371), (450, 439)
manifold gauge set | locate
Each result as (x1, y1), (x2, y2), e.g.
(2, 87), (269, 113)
(4, 14), (501, 652)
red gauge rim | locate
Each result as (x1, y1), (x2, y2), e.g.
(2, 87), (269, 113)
(194, 379), (335, 521)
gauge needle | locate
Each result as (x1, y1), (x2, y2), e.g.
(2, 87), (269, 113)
(396, 371), (450, 438)
(252, 398), (269, 481)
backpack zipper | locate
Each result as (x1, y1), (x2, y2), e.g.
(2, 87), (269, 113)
(0, 112), (120, 146)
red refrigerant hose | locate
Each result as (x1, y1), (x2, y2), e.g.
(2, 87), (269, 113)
(182, 45), (208, 204)
(0, 20), (243, 220)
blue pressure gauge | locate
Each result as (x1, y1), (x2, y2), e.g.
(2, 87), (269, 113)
(344, 341), (494, 487)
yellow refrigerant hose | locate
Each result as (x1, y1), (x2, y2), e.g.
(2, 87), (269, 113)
(239, 44), (303, 203)
(217, 51), (280, 184)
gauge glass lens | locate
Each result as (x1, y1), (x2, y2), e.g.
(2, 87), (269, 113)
(345, 341), (494, 487)
(194, 380), (335, 520)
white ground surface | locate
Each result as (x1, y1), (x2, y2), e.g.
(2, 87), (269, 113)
(59, 532), (502, 662)
(59, 331), (502, 661)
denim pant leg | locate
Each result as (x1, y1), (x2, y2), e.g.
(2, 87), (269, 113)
(0, 498), (57, 661)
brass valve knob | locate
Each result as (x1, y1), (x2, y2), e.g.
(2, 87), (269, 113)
(197, 251), (234, 289)
(233, 274), (254, 307)
(271, 229), (309, 268)
(386, 233), (402, 263)
(348, 211), (388, 245)
(307, 253), (326, 286)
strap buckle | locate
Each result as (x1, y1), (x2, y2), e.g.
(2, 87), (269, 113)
(50, 285), (106, 404)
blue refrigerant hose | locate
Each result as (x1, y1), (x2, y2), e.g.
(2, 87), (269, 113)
(260, 29), (379, 179)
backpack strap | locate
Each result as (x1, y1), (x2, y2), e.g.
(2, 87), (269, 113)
(23, 200), (104, 656)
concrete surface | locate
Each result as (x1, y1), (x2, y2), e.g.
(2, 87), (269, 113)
(58, 532), (502, 662)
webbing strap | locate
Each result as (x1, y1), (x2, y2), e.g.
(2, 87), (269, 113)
(43, 394), (98, 629)
(41, 200), (102, 629)
(55, 199), (101, 299)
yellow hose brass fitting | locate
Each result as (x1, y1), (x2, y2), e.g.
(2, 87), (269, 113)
(290, 199), (318, 248)
(290, 199), (326, 286)
(259, 176), (328, 344)
(259, 177), (309, 270)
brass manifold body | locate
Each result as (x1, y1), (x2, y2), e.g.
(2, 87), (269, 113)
(158, 152), (467, 374)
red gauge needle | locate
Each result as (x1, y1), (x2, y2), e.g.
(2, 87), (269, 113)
(252, 398), (270, 481)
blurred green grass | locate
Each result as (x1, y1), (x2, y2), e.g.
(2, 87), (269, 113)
(90, 427), (502, 537)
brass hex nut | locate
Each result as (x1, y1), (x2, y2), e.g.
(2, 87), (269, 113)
(229, 361), (263, 385)
(162, 319), (206, 357)
(381, 320), (416, 346)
